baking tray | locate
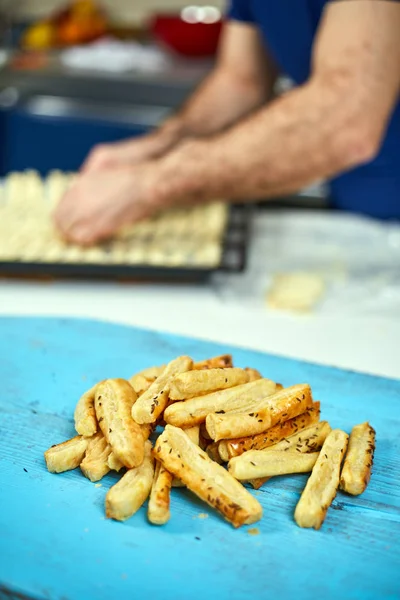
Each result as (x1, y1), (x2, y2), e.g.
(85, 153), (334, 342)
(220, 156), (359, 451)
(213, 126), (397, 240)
(0, 203), (250, 282)
(0, 170), (251, 282)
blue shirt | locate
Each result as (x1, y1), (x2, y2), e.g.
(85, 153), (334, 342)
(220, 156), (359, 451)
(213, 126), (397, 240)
(228, 0), (400, 219)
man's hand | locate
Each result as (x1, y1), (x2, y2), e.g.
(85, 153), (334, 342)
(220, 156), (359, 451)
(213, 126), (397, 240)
(82, 119), (184, 174)
(83, 22), (275, 175)
(53, 166), (161, 245)
(82, 138), (154, 173)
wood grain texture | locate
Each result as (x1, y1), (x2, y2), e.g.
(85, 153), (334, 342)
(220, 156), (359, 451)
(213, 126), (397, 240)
(0, 317), (399, 600)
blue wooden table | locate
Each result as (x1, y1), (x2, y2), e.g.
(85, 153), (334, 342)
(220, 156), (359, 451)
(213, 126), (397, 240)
(0, 317), (399, 600)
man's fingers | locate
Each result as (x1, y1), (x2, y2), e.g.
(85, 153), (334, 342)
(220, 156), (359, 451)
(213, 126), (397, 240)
(82, 144), (116, 173)
(82, 142), (135, 174)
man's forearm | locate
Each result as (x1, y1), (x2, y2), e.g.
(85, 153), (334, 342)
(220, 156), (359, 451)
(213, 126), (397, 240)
(152, 76), (384, 206)
(144, 65), (271, 160)
(143, 21), (276, 159)
(149, 1), (400, 207)
(171, 65), (271, 138)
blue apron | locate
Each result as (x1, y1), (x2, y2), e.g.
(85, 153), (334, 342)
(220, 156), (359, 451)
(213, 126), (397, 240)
(228, 0), (400, 220)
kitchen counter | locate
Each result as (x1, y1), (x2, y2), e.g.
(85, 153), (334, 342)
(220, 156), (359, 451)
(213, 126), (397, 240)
(1, 209), (398, 380)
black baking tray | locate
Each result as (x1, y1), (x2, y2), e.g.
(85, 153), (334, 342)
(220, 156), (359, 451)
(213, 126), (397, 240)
(0, 204), (251, 283)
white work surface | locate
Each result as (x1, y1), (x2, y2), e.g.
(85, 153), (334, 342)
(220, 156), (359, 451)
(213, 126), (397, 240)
(1, 210), (399, 380)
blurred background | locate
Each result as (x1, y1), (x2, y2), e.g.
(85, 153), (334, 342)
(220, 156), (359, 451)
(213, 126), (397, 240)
(0, 1), (399, 322)
(0, 0), (230, 176)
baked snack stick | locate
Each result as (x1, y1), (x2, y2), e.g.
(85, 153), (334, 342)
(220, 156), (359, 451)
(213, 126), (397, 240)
(244, 422), (331, 490)
(131, 356), (193, 425)
(294, 429), (349, 529)
(107, 422), (152, 473)
(229, 450), (319, 480)
(95, 379), (144, 469)
(206, 441), (225, 465)
(45, 436), (88, 473)
(218, 402), (321, 461)
(193, 355), (233, 370)
(154, 425), (262, 528)
(74, 383), (100, 437)
(80, 432), (111, 482)
(148, 461), (173, 525)
(169, 368), (250, 400)
(106, 441), (155, 521)
(205, 384), (312, 442)
(206, 407), (272, 442)
(245, 368), (263, 382)
(340, 422), (376, 495)
(129, 365), (165, 396)
(164, 378), (278, 428)
(108, 452), (125, 472)
(171, 426), (201, 486)
(265, 421), (332, 454)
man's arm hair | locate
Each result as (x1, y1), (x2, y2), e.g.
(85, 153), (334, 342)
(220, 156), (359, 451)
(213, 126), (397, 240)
(169, 20), (278, 138)
(84, 21), (278, 170)
(151, 0), (400, 205)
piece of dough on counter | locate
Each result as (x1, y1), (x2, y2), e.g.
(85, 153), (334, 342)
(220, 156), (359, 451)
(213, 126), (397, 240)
(267, 272), (325, 312)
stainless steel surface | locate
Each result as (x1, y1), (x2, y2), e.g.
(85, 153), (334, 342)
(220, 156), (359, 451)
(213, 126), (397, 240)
(0, 52), (212, 108)
(24, 95), (171, 126)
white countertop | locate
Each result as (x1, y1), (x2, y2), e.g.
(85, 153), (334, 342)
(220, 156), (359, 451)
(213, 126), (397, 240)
(1, 278), (398, 380)
(1, 210), (399, 380)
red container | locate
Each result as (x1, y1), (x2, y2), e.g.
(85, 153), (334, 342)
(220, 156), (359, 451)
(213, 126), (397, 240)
(151, 14), (223, 58)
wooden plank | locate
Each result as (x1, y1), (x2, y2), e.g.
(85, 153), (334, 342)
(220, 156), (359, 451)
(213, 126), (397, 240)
(0, 316), (399, 600)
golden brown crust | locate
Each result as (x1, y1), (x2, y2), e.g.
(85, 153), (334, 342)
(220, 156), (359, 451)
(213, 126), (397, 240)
(229, 450), (319, 480)
(95, 378), (144, 469)
(264, 421), (332, 454)
(74, 383), (99, 437)
(208, 384), (312, 442)
(206, 407), (272, 442)
(169, 368), (250, 401)
(193, 355), (233, 370)
(148, 461), (173, 525)
(80, 432), (111, 482)
(268, 384), (313, 427)
(206, 441), (225, 464)
(129, 365), (165, 396)
(183, 425), (201, 446)
(107, 451), (125, 472)
(294, 429), (348, 529)
(131, 356), (193, 424)
(45, 436), (88, 473)
(247, 477), (270, 490)
(340, 421), (375, 495)
(129, 374), (152, 396)
(106, 441), (155, 521)
(154, 425), (262, 528)
(164, 379), (278, 428)
(245, 368), (263, 382)
(218, 402), (321, 460)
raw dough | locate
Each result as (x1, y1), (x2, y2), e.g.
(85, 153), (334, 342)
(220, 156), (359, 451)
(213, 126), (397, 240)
(267, 272), (325, 312)
(0, 171), (228, 269)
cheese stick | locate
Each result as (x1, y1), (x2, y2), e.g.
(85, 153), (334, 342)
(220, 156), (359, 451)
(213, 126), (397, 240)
(229, 450), (319, 480)
(154, 425), (262, 528)
(164, 378), (278, 428)
(169, 368), (249, 400)
(131, 356), (193, 424)
(95, 379), (144, 469)
(45, 436), (88, 473)
(295, 429), (349, 529)
(148, 461), (173, 525)
(106, 441), (155, 521)
(340, 422), (376, 495)
(218, 402), (321, 461)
